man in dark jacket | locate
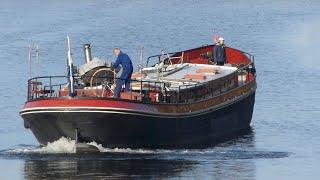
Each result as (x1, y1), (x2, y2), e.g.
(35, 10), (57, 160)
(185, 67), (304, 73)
(112, 48), (133, 98)
(213, 37), (227, 66)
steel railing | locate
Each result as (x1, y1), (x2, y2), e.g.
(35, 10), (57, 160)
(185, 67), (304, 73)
(27, 62), (255, 104)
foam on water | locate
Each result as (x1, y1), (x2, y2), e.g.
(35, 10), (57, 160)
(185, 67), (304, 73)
(4, 137), (178, 154)
(8, 138), (217, 155)
(8, 137), (76, 154)
(5, 137), (171, 154)
(0, 137), (290, 160)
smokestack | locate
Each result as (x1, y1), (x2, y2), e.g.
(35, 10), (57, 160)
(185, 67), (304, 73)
(84, 44), (92, 63)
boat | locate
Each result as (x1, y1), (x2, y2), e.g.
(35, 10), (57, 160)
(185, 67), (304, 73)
(20, 36), (257, 149)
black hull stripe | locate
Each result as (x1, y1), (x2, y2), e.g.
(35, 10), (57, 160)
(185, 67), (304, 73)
(20, 88), (255, 118)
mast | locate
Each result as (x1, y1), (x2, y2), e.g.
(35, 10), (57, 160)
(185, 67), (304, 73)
(28, 44), (32, 79)
(28, 43), (40, 78)
(35, 44), (40, 77)
(67, 36), (76, 97)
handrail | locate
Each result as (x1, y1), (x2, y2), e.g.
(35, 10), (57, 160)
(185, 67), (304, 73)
(146, 44), (255, 67)
(26, 61), (256, 104)
(28, 62), (252, 88)
(146, 52), (177, 67)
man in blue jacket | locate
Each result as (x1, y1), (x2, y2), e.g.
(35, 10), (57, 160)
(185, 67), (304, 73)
(213, 37), (227, 66)
(112, 48), (133, 98)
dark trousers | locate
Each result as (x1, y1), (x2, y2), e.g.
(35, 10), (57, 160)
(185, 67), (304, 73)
(114, 74), (132, 98)
(216, 61), (225, 66)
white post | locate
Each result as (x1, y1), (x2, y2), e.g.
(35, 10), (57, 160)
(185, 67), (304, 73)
(35, 44), (40, 77)
(28, 44), (32, 79)
(67, 36), (75, 97)
(139, 46), (144, 72)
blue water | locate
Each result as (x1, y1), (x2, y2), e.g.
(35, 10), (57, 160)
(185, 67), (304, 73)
(1, 0), (320, 179)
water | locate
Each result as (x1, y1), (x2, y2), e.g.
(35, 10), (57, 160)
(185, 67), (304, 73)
(0, 0), (320, 179)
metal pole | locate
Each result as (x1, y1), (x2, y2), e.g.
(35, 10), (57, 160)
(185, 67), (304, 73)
(27, 80), (30, 100)
(181, 52), (184, 64)
(28, 44), (32, 79)
(140, 80), (142, 97)
(49, 76), (52, 97)
(164, 83), (167, 103)
(67, 36), (76, 97)
(139, 46), (144, 73)
(36, 44), (40, 77)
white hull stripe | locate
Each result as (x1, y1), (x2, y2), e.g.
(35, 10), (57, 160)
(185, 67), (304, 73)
(20, 89), (255, 118)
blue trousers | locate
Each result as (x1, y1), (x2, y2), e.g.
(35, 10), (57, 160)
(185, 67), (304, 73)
(114, 71), (132, 98)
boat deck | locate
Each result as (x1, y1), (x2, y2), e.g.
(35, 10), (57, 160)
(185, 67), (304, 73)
(134, 63), (238, 90)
